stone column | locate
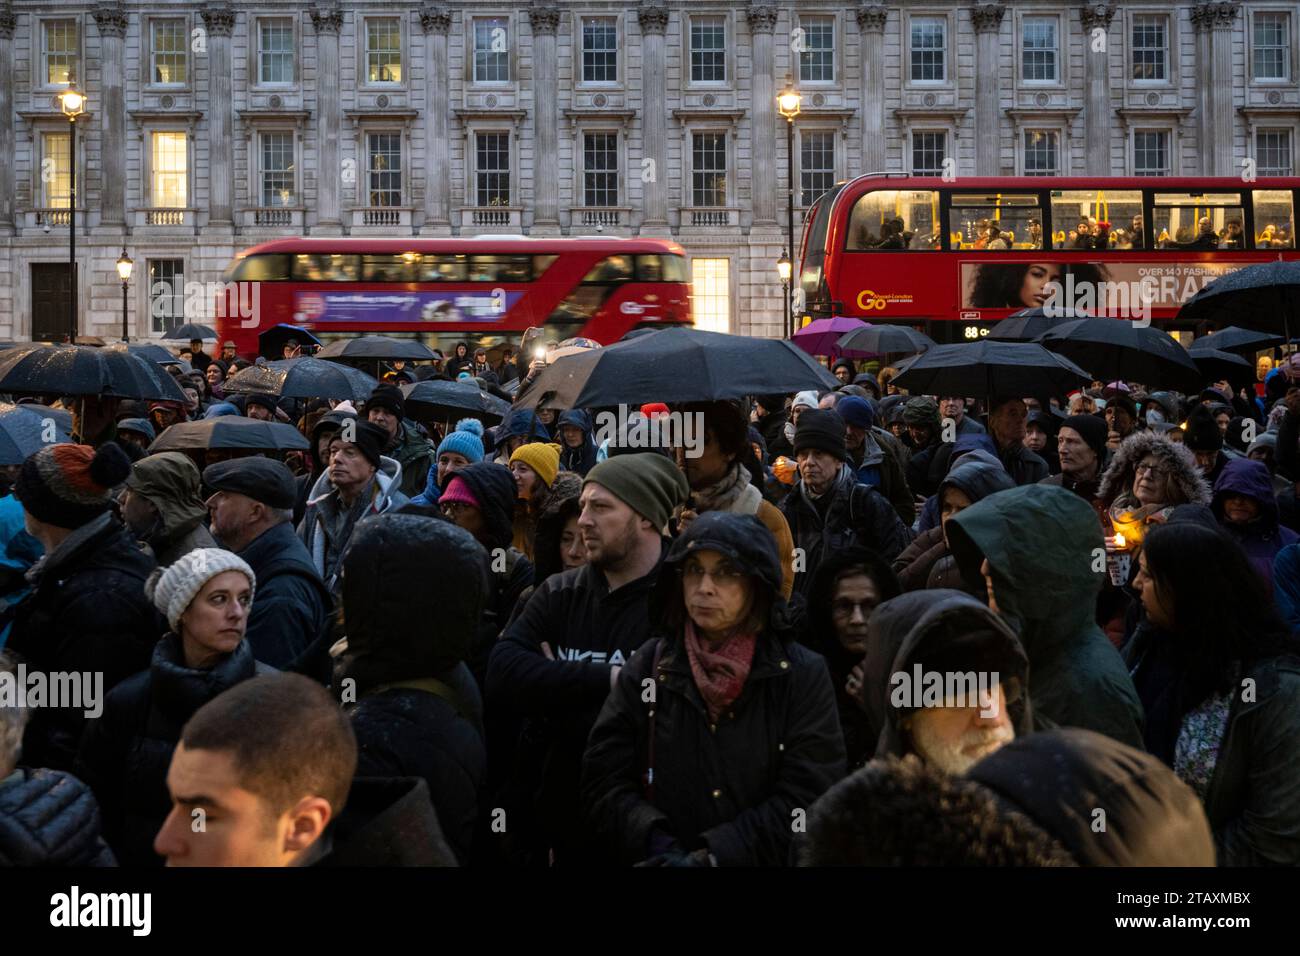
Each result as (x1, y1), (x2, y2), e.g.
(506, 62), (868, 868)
(311, 8), (343, 231)
(856, 4), (888, 174)
(93, 5), (128, 227)
(971, 3), (1006, 176)
(529, 6), (561, 233)
(201, 7), (236, 228)
(1208, 2), (1239, 176)
(637, 1), (669, 235)
(420, 6), (451, 233)
(0, 6), (17, 234)
(747, 4), (777, 227)
(1080, 3), (1115, 176)
(1191, 6), (1214, 173)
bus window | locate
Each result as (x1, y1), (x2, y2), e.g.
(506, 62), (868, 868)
(949, 193), (1041, 251)
(362, 254), (419, 282)
(845, 189), (941, 251)
(634, 254), (689, 283)
(469, 255), (533, 282)
(1152, 193), (1245, 250)
(291, 254), (361, 281)
(533, 254), (559, 278)
(1049, 189), (1143, 250)
(229, 254), (291, 281)
(1253, 190), (1295, 249)
(416, 256), (469, 282)
(582, 255), (635, 283)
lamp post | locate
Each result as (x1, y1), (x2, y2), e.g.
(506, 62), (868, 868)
(116, 249), (133, 342)
(776, 251), (792, 343)
(59, 88), (86, 345)
(777, 83), (802, 340)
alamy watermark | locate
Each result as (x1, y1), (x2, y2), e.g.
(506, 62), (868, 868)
(593, 405), (705, 458)
(151, 280), (261, 329)
(0, 664), (103, 719)
(889, 665), (1001, 719)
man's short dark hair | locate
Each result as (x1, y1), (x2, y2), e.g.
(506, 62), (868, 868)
(180, 673), (357, 818)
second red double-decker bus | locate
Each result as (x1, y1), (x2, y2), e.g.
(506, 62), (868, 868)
(216, 236), (692, 357)
(799, 174), (1299, 343)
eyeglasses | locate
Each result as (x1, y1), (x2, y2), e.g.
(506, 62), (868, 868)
(1135, 462), (1167, 478)
(440, 501), (475, 516)
(831, 599), (878, 619)
(681, 563), (747, 586)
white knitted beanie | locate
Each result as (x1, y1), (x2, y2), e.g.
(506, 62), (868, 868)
(146, 548), (257, 632)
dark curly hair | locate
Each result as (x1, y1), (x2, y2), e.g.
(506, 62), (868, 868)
(969, 262), (1109, 309)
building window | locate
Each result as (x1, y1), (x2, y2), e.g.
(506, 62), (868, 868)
(1023, 130), (1059, 176)
(911, 131), (947, 176)
(910, 17), (946, 83)
(581, 17), (618, 84)
(691, 258), (730, 334)
(365, 18), (402, 84)
(798, 16), (835, 83)
(149, 259), (186, 334)
(473, 17), (510, 84)
(582, 132), (618, 207)
(366, 133), (402, 206)
(260, 132), (295, 207)
(151, 132), (188, 207)
(1257, 129), (1294, 176)
(1254, 12), (1291, 82)
(691, 132), (727, 206)
(258, 18), (295, 85)
(690, 16), (727, 84)
(1131, 14), (1168, 82)
(42, 19), (78, 86)
(475, 132), (511, 206)
(40, 132), (71, 207)
(1134, 130), (1171, 176)
(150, 20), (187, 85)
(800, 130), (835, 207)
(1021, 16), (1058, 82)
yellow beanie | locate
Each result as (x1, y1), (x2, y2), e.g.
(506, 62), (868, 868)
(509, 441), (562, 489)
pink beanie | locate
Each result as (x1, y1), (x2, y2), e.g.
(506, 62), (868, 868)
(438, 474), (481, 509)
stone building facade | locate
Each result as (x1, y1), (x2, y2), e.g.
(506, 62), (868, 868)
(0, 0), (1295, 341)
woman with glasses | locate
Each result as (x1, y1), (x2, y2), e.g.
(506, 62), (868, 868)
(1098, 431), (1212, 549)
(582, 511), (845, 866)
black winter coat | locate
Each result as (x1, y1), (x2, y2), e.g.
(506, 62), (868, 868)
(582, 632), (845, 866)
(8, 514), (161, 771)
(238, 521), (333, 681)
(74, 634), (271, 867)
(0, 768), (116, 866)
(316, 777), (458, 866)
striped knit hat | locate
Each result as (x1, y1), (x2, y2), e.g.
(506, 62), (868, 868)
(15, 442), (132, 529)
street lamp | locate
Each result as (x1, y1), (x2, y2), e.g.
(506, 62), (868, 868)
(59, 88), (86, 345)
(776, 251), (792, 342)
(116, 249), (133, 342)
(776, 83), (802, 340)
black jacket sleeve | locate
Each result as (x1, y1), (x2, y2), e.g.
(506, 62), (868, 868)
(244, 576), (323, 671)
(855, 486), (914, 562)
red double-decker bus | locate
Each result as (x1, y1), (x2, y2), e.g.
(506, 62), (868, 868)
(799, 174), (1299, 344)
(216, 236), (692, 357)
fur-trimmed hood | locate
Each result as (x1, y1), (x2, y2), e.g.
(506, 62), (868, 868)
(1098, 430), (1211, 509)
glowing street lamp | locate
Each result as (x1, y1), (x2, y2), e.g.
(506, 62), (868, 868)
(59, 88), (86, 344)
(116, 249), (134, 342)
(777, 84), (803, 338)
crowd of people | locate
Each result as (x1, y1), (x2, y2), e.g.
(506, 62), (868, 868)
(1, 330), (1299, 868)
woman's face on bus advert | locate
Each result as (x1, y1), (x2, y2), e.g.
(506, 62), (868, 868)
(1020, 263), (1062, 308)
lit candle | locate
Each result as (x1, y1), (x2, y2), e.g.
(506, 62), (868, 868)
(1113, 532), (1127, 550)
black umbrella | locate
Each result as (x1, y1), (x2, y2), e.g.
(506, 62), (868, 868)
(1188, 325), (1286, 357)
(1190, 348), (1254, 391)
(988, 307), (1090, 342)
(835, 324), (936, 357)
(402, 380), (512, 425)
(161, 323), (218, 341)
(1037, 318), (1202, 392)
(1177, 260), (1300, 340)
(0, 402), (72, 465)
(518, 327), (838, 409)
(223, 357), (377, 401)
(316, 336), (441, 362)
(259, 324), (322, 360)
(890, 341), (1091, 399)
(103, 341), (181, 365)
(147, 417), (310, 453)
(0, 344), (187, 402)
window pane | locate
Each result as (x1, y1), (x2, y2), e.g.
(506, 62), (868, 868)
(1133, 130), (1170, 176)
(799, 16), (835, 83)
(366, 19), (402, 83)
(635, 254), (688, 283)
(260, 132), (295, 207)
(476, 132), (511, 206)
(691, 16), (726, 83)
(800, 130), (835, 207)
(948, 193), (1041, 252)
(149, 259), (186, 334)
(692, 132), (727, 206)
(152, 20), (187, 85)
(291, 254), (361, 281)
(151, 132), (188, 207)
(41, 132), (71, 207)
(846, 189), (943, 251)
(259, 19), (294, 84)
(1256, 129), (1294, 177)
(583, 132), (618, 207)
(44, 20), (78, 86)
(1132, 15), (1167, 81)
(1254, 13), (1290, 81)
(1023, 130), (1059, 176)
(367, 133), (402, 206)
(468, 255), (531, 282)
(1022, 17), (1058, 82)
(910, 18), (945, 82)
(1151, 192), (1245, 248)
(1049, 189), (1144, 250)
(581, 255), (635, 283)
(230, 254), (291, 282)
(691, 258), (730, 333)
(911, 131), (947, 176)
(582, 18), (618, 83)
(1253, 190), (1295, 249)
(474, 18), (510, 83)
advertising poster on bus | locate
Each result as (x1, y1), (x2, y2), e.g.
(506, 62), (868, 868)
(291, 288), (526, 325)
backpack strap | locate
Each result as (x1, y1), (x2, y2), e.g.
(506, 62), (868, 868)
(642, 638), (667, 803)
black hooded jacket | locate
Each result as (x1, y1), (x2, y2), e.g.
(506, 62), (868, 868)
(0, 768), (116, 867)
(237, 521), (333, 681)
(316, 776), (458, 866)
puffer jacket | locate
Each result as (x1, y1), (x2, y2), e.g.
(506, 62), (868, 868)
(0, 768), (116, 866)
(1212, 457), (1298, 589)
(298, 455), (409, 592)
(1099, 431), (1212, 545)
(123, 452), (217, 567)
(582, 512), (845, 866)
